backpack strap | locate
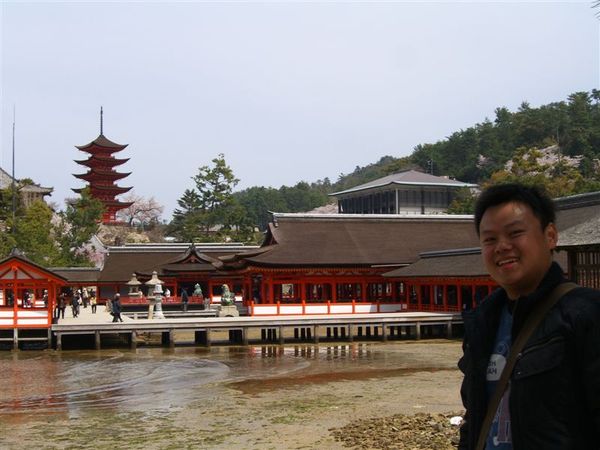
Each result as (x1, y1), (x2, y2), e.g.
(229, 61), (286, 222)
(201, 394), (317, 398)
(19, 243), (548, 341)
(475, 282), (578, 450)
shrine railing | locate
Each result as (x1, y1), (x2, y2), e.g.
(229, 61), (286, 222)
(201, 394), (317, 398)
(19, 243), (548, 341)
(249, 300), (408, 316)
(0, 307), (52, 328)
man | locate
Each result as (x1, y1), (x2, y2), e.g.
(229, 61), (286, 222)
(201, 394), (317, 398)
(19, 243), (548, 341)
(458, 183), (600, 449)
(112, 293), (123, 323)
(181, 287), (189, 312)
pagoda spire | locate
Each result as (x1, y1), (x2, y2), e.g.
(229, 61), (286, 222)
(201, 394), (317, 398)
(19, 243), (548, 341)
(100, 106), (103, 135)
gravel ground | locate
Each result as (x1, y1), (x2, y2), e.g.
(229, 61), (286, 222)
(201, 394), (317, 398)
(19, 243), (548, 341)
(330, 411), (463, 449)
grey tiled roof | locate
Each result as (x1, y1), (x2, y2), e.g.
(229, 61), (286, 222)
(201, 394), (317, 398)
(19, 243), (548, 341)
(329, 170), (476, 196)
(241, 213), (480, 267)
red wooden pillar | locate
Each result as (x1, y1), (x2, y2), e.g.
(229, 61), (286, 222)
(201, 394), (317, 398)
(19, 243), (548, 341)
(47, 284), (53, 325)
(417, 284), (422, 311)
(457, 284), (463, 311)
(331, 282), (337, 303)
(443, 284), (448, 311)
(361, 282), (366, 302)
(429, 285), (434, 310)
(300, 280), (306, 302)
(269, 279), (275, 304)
(12, 268), (18, 326)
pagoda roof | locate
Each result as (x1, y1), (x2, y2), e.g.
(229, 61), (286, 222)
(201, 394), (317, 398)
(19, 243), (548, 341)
(73, 170), (131, 181)
(76, 134), (128, 152)
(74, 156), (130, 166)
(72, 185), (132, 195)
(103, 200), (134, 209)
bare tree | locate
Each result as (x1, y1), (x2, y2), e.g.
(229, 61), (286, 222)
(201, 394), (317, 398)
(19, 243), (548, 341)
(116, 192), (164, 227)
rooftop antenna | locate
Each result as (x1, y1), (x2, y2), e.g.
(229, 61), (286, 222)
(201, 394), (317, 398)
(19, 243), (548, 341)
(11, 105), (16, 231)
(100, 106), (104, 135)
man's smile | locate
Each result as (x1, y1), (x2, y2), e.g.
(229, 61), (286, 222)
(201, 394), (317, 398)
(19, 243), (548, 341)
(497, 258), (518, 267)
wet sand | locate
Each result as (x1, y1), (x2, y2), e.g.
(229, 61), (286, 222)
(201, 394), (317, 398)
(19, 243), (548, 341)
(0, 340), (464, 449)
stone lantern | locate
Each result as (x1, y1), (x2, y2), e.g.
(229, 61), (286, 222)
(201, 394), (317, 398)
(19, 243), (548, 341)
(145, 271), (165, 319)
(127, 273), (142, 298)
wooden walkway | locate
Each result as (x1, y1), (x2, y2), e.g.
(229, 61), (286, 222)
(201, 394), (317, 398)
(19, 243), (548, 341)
(50, 307), (462, 350)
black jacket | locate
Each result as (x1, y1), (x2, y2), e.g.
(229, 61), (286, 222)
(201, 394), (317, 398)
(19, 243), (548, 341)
(458, 262), (600, 449)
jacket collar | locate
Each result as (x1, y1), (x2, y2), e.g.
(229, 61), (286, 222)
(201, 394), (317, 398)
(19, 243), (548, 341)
(510, 261), (565, 337)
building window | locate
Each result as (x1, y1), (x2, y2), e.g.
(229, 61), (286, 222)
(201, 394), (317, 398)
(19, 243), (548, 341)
(336, 283), (362, 301)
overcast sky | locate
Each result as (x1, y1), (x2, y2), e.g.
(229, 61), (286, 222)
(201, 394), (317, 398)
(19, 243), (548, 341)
(1, 1), (598, 219)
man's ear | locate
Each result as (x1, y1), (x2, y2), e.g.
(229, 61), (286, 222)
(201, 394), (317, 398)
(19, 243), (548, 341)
(545, 223), (558, 250)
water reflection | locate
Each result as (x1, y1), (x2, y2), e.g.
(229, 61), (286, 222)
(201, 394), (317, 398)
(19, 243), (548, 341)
(0, 342), (451, 422)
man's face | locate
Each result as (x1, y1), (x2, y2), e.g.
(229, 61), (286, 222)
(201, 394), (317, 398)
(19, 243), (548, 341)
(479, 201), (557, 300)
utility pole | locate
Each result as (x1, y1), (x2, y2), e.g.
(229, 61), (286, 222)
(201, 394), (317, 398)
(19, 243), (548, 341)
(11, 106), (16, 231)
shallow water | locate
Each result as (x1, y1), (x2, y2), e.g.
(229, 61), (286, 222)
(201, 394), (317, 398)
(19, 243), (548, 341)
(0, 341), (457, 423)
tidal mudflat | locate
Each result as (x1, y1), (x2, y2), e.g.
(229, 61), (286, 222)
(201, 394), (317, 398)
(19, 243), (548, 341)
(0, 340), (463, 449)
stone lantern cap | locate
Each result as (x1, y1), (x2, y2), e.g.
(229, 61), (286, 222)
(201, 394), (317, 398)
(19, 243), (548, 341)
(145, 271), (163, 287)
(127, 273), (142, 287)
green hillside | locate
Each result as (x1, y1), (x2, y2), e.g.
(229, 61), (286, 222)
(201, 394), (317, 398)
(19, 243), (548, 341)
(234, 90), (600, 228)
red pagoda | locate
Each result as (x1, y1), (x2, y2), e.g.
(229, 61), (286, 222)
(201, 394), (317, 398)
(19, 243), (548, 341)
(72, 109), (133, 224)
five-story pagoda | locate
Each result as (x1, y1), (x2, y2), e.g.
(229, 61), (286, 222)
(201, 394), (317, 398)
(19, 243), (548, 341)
(72, 109), (133, 224)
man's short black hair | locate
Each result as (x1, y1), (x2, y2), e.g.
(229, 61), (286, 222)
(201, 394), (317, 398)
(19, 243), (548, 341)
(474, 183), (556, 235)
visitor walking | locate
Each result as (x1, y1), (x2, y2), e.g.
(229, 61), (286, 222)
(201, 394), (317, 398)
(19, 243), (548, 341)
(57, 293), (66, 319)
(82, 288), (89, 308)
(71, 294), (79, 318)
(181, 287), (189, 312)
(111, 293), (123, 323)
(90, 291), (97, 314)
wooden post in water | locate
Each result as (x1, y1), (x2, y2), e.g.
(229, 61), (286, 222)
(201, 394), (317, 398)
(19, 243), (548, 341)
(95, 331), (101, 350)
(161, 331), (174, 346)
(13, 329), (18, 350)
(56, 332), (62, 351)
(381, 323), (387, 342)
(313, 325), (319, 344)
(415, 322), (421, 340)
(130, 331), (137, 349)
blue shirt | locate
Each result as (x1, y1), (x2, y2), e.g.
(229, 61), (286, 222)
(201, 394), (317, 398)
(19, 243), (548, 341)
(485, 304), (513, 449)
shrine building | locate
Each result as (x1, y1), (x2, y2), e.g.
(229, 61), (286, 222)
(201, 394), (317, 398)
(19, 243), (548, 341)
(0, 166), (53, 208)
(0, 249), (67, 345)
(330, 169), (476, 215)
(69, 213), (482, 316)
